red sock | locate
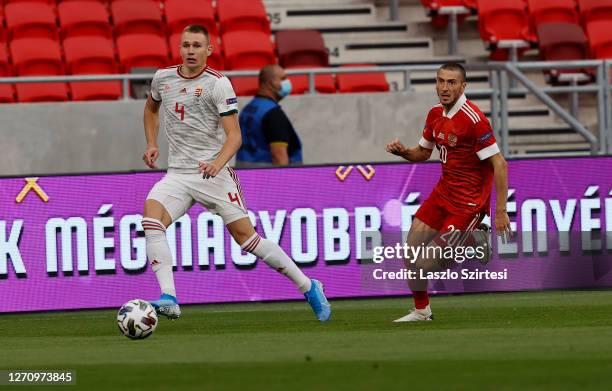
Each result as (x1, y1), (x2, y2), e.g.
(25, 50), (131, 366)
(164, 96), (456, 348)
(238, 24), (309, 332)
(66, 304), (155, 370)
(412, 291), (429, 309)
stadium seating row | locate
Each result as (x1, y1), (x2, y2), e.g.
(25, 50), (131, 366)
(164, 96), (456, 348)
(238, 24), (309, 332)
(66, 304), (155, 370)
(422, 0), (612, 62)
(0, 33), (388, 102)
(0, 0), (390, 103)
(0, 0), (270, 40)
(422, 0), (612, 24)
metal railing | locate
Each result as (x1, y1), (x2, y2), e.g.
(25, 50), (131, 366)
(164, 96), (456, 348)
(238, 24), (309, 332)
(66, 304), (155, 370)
(0, 61), (611, 155)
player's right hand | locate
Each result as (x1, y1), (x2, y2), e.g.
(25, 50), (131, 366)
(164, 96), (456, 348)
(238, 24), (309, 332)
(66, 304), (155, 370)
(143, 146), (159, 169)
(386, 138), (406, 156)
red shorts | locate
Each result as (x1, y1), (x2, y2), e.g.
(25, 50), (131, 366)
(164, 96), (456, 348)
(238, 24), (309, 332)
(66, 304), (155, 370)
(415, 190), (486, 247)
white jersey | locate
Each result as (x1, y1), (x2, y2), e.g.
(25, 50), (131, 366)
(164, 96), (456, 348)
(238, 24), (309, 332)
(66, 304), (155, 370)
(150, 65), (238, 171)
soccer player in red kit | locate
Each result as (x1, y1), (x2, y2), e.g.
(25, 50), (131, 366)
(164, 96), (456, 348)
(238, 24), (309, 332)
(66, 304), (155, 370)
(386, 63), (512, 321)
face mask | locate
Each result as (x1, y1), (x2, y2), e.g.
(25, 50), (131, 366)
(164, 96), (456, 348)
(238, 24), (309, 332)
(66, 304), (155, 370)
(278, 79), (292, 98)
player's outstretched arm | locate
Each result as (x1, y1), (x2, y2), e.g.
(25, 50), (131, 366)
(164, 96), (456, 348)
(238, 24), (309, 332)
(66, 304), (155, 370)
(143, 95), (161, 169)
(489, 153), (512, 238)
(200, 113), (242, 178)
(386, 138), (432, 162)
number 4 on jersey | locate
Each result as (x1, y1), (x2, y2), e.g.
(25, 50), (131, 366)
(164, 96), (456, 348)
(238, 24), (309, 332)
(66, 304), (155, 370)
(175, 102), (185, 121)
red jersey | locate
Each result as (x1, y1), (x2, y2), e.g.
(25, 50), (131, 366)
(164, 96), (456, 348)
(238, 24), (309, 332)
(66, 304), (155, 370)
(419, 94), (499, 212)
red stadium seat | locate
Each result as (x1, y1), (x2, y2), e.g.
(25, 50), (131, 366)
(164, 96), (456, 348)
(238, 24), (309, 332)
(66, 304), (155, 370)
(275, 29), (335, 94)
(58, 1), (112, 39)
(0, 45), (11, 77)
(116, 34), (169, 72)
(0, 45), (15, 103)
(4, 0), (55, 4)
(5, 2), (59, 41)
(538, 23), (588, 61)
(463, 0), (477, 10)
(336, 64), (389, 93)
(0, 84), (16, 103)
(420, 0), (472, 28)
(169, 32), (224, 70)
(108, 0), (160, 2)
(527, 0), (579, 26)
(288, 73), (336, 95)
(229, 76), (259, 96)
(578, 0), (612, 24)
(111, 0), (164, 38)
(223, 31), (276, 70)
(217, 0), (271, 34)
(586, 20), (612, 59)
(477, 0), (536, 60)
(537, 22), (590, 84)
(63, 36), (122, 100)
(165, 0), (216, 36)
(10, 38), (69, 102)
(276, 29), (329, 68)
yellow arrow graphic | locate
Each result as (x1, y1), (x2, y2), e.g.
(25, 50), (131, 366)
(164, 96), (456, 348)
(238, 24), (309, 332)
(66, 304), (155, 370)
(356, 165), (375, 181)
(335, 166), (354, 181)
(15, 177), (49, 203)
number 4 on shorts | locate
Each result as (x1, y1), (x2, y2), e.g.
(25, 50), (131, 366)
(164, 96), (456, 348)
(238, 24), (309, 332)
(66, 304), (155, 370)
(228, 192), (242, 207)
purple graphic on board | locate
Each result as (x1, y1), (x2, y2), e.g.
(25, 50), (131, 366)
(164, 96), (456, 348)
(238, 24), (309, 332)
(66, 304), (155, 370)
(0, 157), (611, 313)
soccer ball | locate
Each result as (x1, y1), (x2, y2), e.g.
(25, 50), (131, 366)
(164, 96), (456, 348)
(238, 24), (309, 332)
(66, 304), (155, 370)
(117, 299), (158, 340)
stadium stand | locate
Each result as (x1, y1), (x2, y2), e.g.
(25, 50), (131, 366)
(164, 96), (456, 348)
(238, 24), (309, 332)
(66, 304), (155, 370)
(58, 1), (113, 40)
(4, 0), (56, 5)
(420, 0), (472, 29)
(4, 2), (59, 41)
(0, 0), (607, 156)
(527, 0), (580, 26)
(586, 20), (612, 59)
(276, 29), (336, 94)
(0, 45), (14, 103)
(223, 30), (276, 96)
(276, 29), (329, 69)
(537, 22), (590, 84)
(165, 0), (217, 36)
(336, 64), (389, 93)
(116, 34), (169, 72)
(578, 0), (612, 24)
(477, 0), (536, 60)
(63, 36), (122, 101)
(10, 38), (69, 102)
(217, 0), (271, 35)
(222, 30), (276, 70)
(111, 0), (165, 38)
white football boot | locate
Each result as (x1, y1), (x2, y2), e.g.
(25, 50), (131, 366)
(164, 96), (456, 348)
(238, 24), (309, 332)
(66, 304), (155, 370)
(393, 305), (434, 322)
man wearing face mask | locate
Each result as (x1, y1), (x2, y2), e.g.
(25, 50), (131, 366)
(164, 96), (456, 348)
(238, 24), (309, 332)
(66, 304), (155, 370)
(235, 64), (302, 167)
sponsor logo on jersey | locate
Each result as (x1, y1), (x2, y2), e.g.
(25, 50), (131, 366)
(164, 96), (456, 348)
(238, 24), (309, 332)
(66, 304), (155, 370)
(448, 133), (458, 146)
(194, 86), (203, 97)
(226, 97), (238, 105)
(164, 84), (170, 92)
(179, 88), (187, 94)
(478, 132), (493, 143)
(437, 132), (445, 140)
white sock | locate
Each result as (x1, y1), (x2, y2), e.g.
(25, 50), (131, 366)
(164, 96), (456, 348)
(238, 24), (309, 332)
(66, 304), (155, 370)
(241, 233), (312, 293)
(142, 217), (176, 298)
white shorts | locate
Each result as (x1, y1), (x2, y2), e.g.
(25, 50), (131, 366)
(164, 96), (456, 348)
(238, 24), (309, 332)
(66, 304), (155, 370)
(146, 167), (248, 224)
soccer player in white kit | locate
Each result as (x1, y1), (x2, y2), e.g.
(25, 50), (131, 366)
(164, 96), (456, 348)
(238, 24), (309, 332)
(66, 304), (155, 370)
(141, 25), (331, 322)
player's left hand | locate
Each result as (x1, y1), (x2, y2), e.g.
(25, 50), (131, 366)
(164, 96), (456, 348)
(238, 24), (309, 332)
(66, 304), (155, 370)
(199, 161), (220, 179)
(495, 209), (512, 241)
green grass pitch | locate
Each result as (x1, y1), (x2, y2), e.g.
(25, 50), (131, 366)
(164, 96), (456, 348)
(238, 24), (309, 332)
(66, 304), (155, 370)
(1, 290), (611, 391)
